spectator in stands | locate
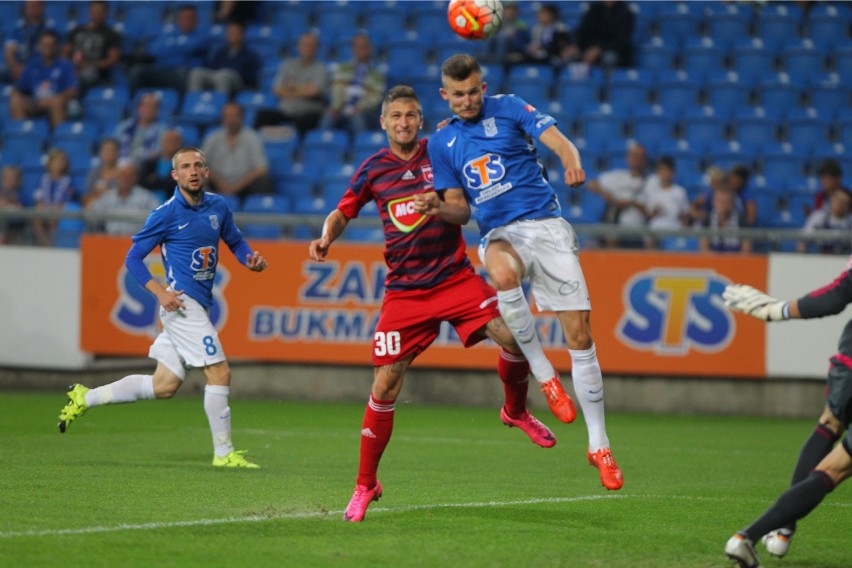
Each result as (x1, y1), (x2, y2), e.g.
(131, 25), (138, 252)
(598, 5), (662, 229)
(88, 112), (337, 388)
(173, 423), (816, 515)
(139, 128), (183, 194)
(697, 184), (751, 253)
(574, 0), (635, 68)
(87, 159), (160, 236)
(64, 1), (122, 94)
(812, 159), (848, 213)
(728, 164), (756, 227)
(524, 4), (576, 68)
(114, 92), (168, 166)
(4, 0), (56, 82)
(82, 137), (121, 206)
(186, 21), (260, 97)
(0, 165), (24, 244)
(32, 148), (78, 246)
(587, 142), (649, 248)
(9, 29), (78, 128)
(139, 128), (184, 195)
(642, 155), (690, 248)
(254, 32), (328, 136)
(201, 102), (270, 202)
(484, 1), (531, 66)
(128, 4), (207, 94)
(319, 33), (386, 135)
(689, 166), (726, 226)
(797, 187), (852, 254)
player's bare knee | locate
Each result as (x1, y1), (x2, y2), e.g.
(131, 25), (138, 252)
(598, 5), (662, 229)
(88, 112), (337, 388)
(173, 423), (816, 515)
(818, 407), (844, 436)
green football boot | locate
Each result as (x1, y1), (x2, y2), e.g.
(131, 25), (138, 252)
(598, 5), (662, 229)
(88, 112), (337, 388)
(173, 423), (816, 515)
(58, 384), (89, 433)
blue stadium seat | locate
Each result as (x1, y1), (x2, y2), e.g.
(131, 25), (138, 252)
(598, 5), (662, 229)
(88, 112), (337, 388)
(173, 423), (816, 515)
(270, 3), (312, 31)
(52, 121), (99, 150)
(681, 38), (726, 82)
(660, 236), (701, 252)
(809, 82), (849, 119)
(732, 107), (779, 152)
(654, 71), (700, 117)
(578, 105), (626, 147)
(760, 142), (808, 183)
(53, 202), (86, 249)
(656, 10), (701, 45)
(707, 140), (753, 172)
(833, 46), (852, 80)
(176, 90), (227, 128)
(757, 76), (801, 114)
(757, 11), (801, 49)
(301, 129), (350, 165)
(606, 69), (655, 113)
(2, 120), (50, 164)
(352, 130), (386, 165)
(630, 106), (675, 146)
(806, 10), (851, 48)
(784, 107), (831, 151)
(636, 41), (677, 72)
(705, 73), (752, 114)
(241, 195), (291, 240)
(557, 75), (603, 114)
(838, 117), (852, 148)
(681, 107), (729, 153)
(562, 189), (607, 225)
(292, 195), (331, 216)
(507, 64), (556, 95)
(705, 9), (753, 48)
(384, 37), (431, 81)
(732, 43), (776, 82)
(782, 43), (827, 86)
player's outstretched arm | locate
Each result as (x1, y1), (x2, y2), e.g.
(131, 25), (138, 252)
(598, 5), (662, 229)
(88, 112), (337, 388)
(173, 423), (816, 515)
(413, 188), (470, 225)
(539, 125), (585, 188)
(309, 209), (349, 262)
(723, 284), (798, 321)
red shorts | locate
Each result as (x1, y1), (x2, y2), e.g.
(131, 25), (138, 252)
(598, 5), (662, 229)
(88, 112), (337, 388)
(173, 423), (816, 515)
(372, 269), (500, 366)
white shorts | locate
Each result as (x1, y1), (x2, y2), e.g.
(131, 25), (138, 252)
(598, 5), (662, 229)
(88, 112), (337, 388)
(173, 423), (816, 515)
(148, 294), (226, 380)
(479, 217), (592, 312)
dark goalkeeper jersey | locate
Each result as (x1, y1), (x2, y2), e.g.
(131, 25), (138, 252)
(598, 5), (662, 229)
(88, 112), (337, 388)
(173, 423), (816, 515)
(336, 138), (474, 291)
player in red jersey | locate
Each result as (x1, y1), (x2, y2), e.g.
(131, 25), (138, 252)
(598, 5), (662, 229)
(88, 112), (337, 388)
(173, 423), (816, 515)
(309, 85), (573, 522)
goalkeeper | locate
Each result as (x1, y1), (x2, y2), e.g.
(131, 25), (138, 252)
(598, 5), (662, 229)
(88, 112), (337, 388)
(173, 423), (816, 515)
(722, 277), (852, 567)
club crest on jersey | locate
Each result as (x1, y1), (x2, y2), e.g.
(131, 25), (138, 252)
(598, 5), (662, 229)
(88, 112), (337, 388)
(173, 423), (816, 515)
(387, 195), (428, 233)
(421, 165), (434, 186)
(483, 117), (498, 137)
(209, 214), (219, 230)
(463, 154), (507, 190)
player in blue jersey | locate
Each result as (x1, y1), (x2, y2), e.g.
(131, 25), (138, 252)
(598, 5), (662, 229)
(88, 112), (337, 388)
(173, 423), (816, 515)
(57, 147), (268, 469)
(415, 54), (623, 490)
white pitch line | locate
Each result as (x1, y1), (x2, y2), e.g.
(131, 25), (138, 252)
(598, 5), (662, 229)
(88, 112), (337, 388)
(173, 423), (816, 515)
(0, 495), (623, 539)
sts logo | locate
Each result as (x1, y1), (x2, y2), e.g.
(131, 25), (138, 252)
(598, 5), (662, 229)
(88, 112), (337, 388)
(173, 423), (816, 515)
(617, 269), (733, 355)
(463, 154), (506, 189)
(111, 255), (229, 338)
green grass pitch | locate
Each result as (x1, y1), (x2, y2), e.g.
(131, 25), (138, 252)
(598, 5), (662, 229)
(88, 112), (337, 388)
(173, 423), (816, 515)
(1, 391), (849, 567)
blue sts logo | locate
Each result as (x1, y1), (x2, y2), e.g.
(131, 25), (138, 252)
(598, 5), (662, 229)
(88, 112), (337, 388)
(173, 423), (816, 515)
(463, 154), (506, 189)
(617, 270), (733, 355)
(191, 245), (217, 271)
(111, 255), (229, 338)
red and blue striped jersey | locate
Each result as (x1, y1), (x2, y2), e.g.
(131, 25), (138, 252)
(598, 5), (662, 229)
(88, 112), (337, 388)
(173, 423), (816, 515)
(337, 139), (473, 291)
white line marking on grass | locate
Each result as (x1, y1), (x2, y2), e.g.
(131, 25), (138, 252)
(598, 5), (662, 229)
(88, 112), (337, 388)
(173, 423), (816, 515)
(0, 495), (623, 539)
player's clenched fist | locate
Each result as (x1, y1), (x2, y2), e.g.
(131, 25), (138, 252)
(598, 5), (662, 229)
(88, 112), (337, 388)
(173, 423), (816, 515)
(564, 167), (586, 188)
(723, 284), (788, 321)
(413, 191), (442, 215)
(309, 237), (331, 261)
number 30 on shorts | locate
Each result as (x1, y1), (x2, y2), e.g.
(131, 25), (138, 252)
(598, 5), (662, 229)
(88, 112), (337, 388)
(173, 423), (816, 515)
(374, 331), (401, 357)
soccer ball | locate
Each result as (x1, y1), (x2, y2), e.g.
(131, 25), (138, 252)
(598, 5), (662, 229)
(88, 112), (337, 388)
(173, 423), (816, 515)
(447, 0), (504, 40)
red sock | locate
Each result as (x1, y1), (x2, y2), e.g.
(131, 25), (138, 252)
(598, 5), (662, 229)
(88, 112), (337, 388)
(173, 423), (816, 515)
(356, 395), (395, 488)
(498, 349), (530, 418)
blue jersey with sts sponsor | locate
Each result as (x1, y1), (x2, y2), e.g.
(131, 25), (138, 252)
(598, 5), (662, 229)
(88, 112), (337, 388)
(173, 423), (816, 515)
(125, 188), (252, 308)
(428, 94), (562, 236)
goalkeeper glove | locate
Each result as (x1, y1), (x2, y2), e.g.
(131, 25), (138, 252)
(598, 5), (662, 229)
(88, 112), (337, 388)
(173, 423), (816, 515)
(722, 284), (789, 322)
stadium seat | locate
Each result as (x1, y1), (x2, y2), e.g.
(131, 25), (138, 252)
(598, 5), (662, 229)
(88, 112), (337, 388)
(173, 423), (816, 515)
(656, 10), (701, 46)
(241, 195), (290, 240)
(131, 88), (180, 122)
(636, 41), (677, 72)
(292, 195), (330, 216)
(732, 43), (776, 83)
(352, 130), (386, 165)
(833, 46), (852, 80)
(52, 121), (98, 151)
(806, 10), (851, 48)
(681, 38), (726, 82)
(654, 71), (700, 117)
(660, 236), (701, 252)
(782, 43), (827, 86)
(681, 107), (728, 154)
(732, 107), (779, 152)
(578, 106), (626, 148)
(760, 143), (808, 182)
(757, 75), (802, 114)
(809, 82), (849, 119)
(557, 74), (603, 114)
(176, 90), (227, 128)
(838, 118), (852, 148)
(707, 140), (753, 172)
(630, 106), (675, 146)
(757, 11), (801, 49)
(705, 9), (753, 48)
(301, 129), (350, 165)
(52, 202), (86, 249)
(784, 107), (831, 151)
(2, 120), (50, 164)
(562, 188), (607, 225)
(606, 69), (655, 113)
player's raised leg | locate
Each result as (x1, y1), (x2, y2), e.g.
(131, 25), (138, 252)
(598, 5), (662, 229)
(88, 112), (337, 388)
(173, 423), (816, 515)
(204, 360), (258, 468)
(484, 240), (576, 423)
(558, 310), (623, 490)
(57, 362), (179, 433)
(344, 358), (409, 522)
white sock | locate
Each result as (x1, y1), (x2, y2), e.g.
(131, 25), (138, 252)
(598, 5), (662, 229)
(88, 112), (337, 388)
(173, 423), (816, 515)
(570, 344), (610, 451)
(204, 385), (234, 458)
(85, 374), (155, 407)
(496, 288), (555, 382)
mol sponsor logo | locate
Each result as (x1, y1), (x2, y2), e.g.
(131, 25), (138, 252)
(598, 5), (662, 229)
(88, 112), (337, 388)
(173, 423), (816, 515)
(111, 255), (229, 338)
(387, 196), (427, 233)
(616, 269), (734, 355)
